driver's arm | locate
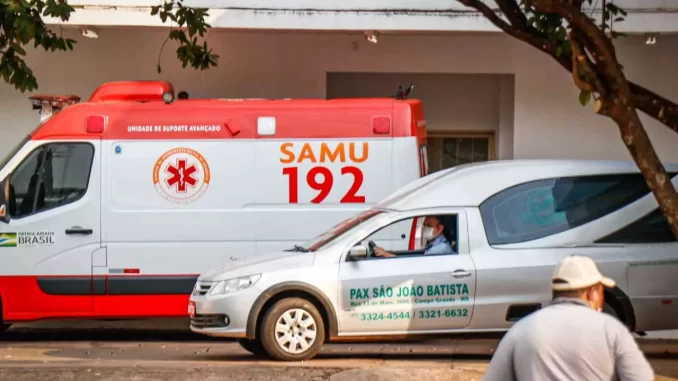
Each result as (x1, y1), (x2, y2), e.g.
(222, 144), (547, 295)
(374, 247), (396, 258)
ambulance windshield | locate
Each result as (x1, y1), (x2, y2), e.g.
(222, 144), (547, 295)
(0, 135), (30, 172)
(299, 209), (384, 252)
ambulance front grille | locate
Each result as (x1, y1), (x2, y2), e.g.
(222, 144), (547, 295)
(193, 281), (214, 296)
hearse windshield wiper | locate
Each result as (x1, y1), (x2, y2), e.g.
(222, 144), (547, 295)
(284, 245), (309, 252)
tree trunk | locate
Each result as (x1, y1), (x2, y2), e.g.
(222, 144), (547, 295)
(609, 104), (678, 238)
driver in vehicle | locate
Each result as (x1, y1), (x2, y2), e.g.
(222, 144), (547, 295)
(374, 215), (453, 257)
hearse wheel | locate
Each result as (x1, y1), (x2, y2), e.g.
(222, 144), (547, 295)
(260, 297), (325, 361)
(237, 338), (267, 357)
(602, 302), (618, 319)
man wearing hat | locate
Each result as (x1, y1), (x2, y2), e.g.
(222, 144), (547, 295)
(483, 255), (655, 381)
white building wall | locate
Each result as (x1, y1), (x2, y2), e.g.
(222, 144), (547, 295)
(42, 0), (678, 32)
(1, 28), (678, 164)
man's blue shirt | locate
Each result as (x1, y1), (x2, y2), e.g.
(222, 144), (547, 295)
(424, 234), (453, 255)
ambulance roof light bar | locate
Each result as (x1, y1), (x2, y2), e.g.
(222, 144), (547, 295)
(88, 80), (175, 103)
(29, 94), (81, 123)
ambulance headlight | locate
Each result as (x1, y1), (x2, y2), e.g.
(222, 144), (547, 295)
(209, 274), (261, 296)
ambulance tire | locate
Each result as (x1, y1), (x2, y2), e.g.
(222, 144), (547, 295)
(0, 298), (8, 333)
(259, 297), (325, 361)
(237, 339), (267, 357)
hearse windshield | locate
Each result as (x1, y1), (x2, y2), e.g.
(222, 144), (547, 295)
(291, 209), (385, 252)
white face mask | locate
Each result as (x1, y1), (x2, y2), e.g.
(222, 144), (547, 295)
(422, 227), (435, 241)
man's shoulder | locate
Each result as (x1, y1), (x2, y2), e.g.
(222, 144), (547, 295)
(426, 237), (452, 254)
(596, 309), (634, 334)
(523, 302), (629, 330)
(509, 302), (591, 327)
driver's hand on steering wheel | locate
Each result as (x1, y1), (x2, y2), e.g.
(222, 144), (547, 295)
(374, 247), (396, 258)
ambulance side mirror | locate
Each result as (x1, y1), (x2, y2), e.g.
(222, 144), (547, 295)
(0, 179), (9, 223)
(348, 244), (367, 260)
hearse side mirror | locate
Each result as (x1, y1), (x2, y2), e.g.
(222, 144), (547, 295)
(0, 179), (9, 224)
(348, 244), (368, 260)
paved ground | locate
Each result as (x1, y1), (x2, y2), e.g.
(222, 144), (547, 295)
(1, 320), (678, 381)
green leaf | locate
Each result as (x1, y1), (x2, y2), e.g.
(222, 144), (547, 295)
(556, 45), (562, 57)
(556, 27), (566, 42)
(579, 90), (592, 106)
(150, 6), (160, 15)
(614, 16), (625, 22)
(11, 44), (26, 56)
(169, 29), (186, 42)
(562, 41), (572, 57)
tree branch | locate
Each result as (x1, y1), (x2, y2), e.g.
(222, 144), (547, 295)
(569, 34), (595, 93)
(630, 83), (678, 134)
(458, 0), (570, 68)
(494, 0), (530, 31)
(569, 31), (612, 99)
(456, 0), (678, 132)
(528, 0), (628, 96)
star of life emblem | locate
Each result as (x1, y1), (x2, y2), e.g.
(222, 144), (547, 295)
(153, 147), (210, 204)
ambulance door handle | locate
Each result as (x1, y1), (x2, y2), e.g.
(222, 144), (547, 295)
(66, 226), (93, 235)
(452, 269), (471, 278)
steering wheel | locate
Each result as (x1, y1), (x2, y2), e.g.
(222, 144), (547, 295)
(367, 240), (377, 258)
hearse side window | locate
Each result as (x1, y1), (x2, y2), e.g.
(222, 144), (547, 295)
(596, 208), (677, 243)
(479, 174), (657, 245)
(9, 143), (94, 219)
(356, 214), (460, 260)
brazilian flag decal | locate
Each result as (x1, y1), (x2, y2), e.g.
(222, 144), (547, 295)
(0, 233), (17, 247)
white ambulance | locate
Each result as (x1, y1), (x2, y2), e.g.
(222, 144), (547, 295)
(0, 80), (428, 327)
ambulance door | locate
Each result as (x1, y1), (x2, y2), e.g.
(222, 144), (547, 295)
(100, 137), (256, 316)
(0, 140), (101, 316)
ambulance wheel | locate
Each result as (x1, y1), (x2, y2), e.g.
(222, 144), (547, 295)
(260, 297), (325, 361)
(237, 339), (267, 357)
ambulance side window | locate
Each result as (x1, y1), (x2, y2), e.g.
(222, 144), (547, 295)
(8, 143), (94, 219)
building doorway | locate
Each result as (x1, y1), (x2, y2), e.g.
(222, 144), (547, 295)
(325, 72), (512, 170)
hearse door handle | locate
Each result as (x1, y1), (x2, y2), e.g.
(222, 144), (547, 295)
(452, 269), (472, 278)
(66, 227), (93, 235)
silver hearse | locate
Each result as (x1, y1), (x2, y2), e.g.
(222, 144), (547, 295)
(188, 159), (678, 361)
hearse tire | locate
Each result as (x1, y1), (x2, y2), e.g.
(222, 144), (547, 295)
(237, 339), (267, 357)
(259, 297), (325, 361)
(603, 302), (619, 319)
